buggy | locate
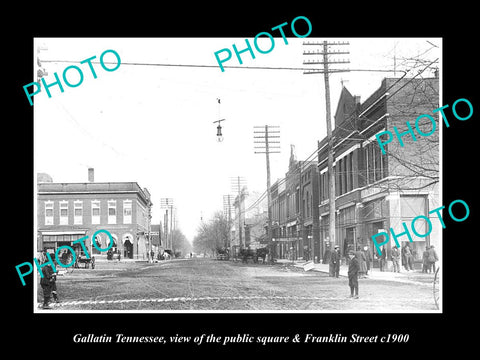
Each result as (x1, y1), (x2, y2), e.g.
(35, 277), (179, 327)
(74, 249), (95, 269)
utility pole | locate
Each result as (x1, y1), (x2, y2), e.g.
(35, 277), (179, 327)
(230, 176), (247, 248)
(160, 198), (174, 251)
(254, 125), (280, 261)
(171, 206), (175, 254)
(303, 40), (350, 250)
(223, 194), (235, 249)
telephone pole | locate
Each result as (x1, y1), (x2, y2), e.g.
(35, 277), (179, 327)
(160, 198), (174, 251)
(254, 125), (280, 261)
(223, 194), (235, 249)
(303, 40), (349, 250)
(230, 177), (247, 248)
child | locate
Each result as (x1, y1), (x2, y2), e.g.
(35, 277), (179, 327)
(347, 250), (359, 299)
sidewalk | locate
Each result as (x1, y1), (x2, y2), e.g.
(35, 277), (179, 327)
(276, 259), (436, 287)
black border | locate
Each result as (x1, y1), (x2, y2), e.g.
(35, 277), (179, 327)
(8, 5), (475, 354)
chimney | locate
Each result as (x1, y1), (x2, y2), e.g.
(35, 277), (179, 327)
(88, 168), (94, 182)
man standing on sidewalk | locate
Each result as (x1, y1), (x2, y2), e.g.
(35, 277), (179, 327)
(330, 245), (341, 278)
(403, 244), (414, 271)
(427, 245), (439, 273)
(391, 245), (401, 273)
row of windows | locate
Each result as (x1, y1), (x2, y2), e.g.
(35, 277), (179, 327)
(271, 191), (314, 223)
(43, 200), (133, 226)
(272, 137), (389, 222)
(319, 141), (388, 201)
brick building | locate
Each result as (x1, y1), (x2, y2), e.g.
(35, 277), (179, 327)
(317, 76), (440, 266)
(270, 146), (320, 261)
(37, 169), (153, 260)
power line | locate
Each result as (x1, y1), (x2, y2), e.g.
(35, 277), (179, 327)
(41, 59), (418, 74)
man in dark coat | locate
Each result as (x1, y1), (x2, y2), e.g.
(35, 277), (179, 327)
(427, 245), (439, 273)
(347, 250), (360, 298)
(404, 243), (414, 271)
(330, 245), (341, 278)
(40, 264), (57, 309)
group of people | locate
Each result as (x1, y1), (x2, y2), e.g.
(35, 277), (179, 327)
(326, 242), (439, 299)
(328, 244), (373, 279)
(422, 245), (439, 273)
(147, 250), (172, 262)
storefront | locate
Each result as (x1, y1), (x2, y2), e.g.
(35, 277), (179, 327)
(397, 195), (430, 264)
(360, 196), (388, 267)
(39, 230), (88, 256)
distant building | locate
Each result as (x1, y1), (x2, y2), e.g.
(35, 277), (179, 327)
(149, 224), (163, 254)
(270, 145), (320, 261)
(37, 168), (153, 259)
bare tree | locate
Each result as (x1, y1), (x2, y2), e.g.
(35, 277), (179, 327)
(193, 211), (230, 256)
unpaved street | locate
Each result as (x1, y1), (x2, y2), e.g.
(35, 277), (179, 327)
(37, 258), (437, 311)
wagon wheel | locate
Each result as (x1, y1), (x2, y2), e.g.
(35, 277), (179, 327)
(433, 267), (440, 309)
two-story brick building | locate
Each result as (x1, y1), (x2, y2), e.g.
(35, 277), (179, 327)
(37, 169), (153, 260)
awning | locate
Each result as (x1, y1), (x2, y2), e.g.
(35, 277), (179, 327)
(40, 230), (87, 235)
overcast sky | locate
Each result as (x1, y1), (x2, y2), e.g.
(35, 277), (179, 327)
(33, 37), (441, 241)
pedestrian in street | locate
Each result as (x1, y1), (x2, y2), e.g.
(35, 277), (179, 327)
(330, 245), (341, 278)
(404, 244), (414, 271)
(347, 250), (359, 299)
(150, 250), (155, 263)
(40, 263), (58, 309)
(355, 245), (367, 278)
(391, 245), (401, 273)
(304, 246), (310, 261)
(427, 245), (439, 273)
(422, 246), (430, 273)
